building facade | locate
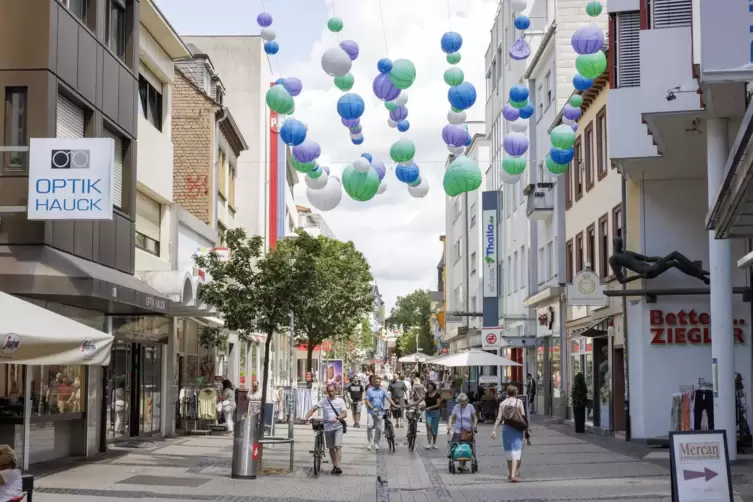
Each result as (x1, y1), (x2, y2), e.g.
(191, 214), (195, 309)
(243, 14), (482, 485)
(296, 205), (334, 238)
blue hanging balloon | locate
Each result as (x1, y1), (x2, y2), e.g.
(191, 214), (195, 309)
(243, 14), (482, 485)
(279, 118), (307, 146)
(573, 73), (594, 91)
(275, 78), (286, 85)
(464, 134), (472, 147)
(509, 84), (529, 103)
(264, 41), (279, 55)
(395, 163), (420, 184)
(397, 120), (410, 132)
(514, 15), (531, 30)
(550, 147), (575, 165)
(440, 31), (463, 54)
(377, 58), (393, 73)
(352, 136), (364, 145)
(519, 103), (535, 119)
(361, 153), (373, 162)
(337, 93), (365, 120)
(448, 82), (477, 111)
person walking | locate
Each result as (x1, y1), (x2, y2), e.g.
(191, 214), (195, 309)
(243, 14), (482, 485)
(347, 376), (365, 427)
(491, 385), (528, 482)
(446, 393), (477, 470)
(305, 383), (348, 475)
(423, 381), (442, 449)
(526, 373), (537, 414)
(220, 379), (236, 433)
(389, 374), (408, 428)
(364, 376), (397, 451)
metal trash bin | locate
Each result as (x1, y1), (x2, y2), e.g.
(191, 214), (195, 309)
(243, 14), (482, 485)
(231, 413), (260, 479)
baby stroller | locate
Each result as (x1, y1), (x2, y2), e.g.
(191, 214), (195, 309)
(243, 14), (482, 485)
(447, 429), (478, 474)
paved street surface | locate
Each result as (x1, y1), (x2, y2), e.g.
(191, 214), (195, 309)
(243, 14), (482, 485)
(29, 411), (753, 502)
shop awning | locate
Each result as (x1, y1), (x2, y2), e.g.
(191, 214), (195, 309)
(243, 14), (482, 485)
(0, 291), (113, 365)
(0, 245), (170, 315)
(569, 318), (609, 338)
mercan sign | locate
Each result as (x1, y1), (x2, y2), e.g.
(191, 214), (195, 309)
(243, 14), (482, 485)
(482, 209), (497, 297)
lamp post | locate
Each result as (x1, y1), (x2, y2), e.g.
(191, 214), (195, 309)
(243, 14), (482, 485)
(287, 255), (297, 445)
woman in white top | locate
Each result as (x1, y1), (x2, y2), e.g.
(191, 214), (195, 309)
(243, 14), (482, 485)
(220, 379), (236, 432)
(0, 445), (22, 500)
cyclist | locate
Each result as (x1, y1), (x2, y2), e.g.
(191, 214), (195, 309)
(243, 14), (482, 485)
(347, 376), (365, 428)
(365, 375), (398, 451)
(305, 383), (347, 475)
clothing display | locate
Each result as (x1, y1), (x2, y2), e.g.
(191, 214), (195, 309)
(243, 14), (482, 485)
(179, 387), (199, 420)
(670, 392), (692, 431)
(693, 389), (714, 431)
(736, 373), (751, 453)
(198, 388), (218, 419)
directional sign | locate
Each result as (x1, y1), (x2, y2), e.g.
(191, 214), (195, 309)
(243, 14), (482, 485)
(669, 431), (733, 502)
(683, 468), (717, 482)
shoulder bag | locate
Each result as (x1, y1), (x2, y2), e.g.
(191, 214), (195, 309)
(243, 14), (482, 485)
(327, 397), (347, 434)
(503, 398), (528, 431)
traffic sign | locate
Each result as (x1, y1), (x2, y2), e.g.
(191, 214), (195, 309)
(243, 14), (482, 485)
(669, 430), (733, 502)
(481, 326), (504, 350)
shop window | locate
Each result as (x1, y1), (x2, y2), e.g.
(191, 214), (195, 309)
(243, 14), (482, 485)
(575, 232), (584, 273)
(574, 138), (583, 200)
(107, 0), (126, 60)
(1, 365), (87, 417)
(566, 239), (574, 283)
(585, 123), (594, 190)
(3, 87), (28, 174)
(598, 214), (609, 278)
(597, 107), (608, 177)
(587, 224), (596, 270)
(138, 75), (163, 131)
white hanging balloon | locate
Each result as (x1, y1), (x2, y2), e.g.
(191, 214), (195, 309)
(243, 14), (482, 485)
(408, 178), (429, 198)
(395, 94), (408, 106)
(354, 157), (371, 173)
(449, 145), (465, 155)
(305, 171), (329, 190)
(321, 47), (352, 77)
(511, 0), (528, 12)
(261, 28), (276, 41)
(510, 119), (529, 133)
(307, 176), (342, 211)
(448, 110), (466, 125)
(562, 117), (575, 125)
(377, 182), (387, 194)
(387, 119), (398, 128)
(500, 171), (521, 185)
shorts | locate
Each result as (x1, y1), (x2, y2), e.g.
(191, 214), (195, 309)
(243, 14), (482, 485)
(425, 410), (440, 435)
(392, 406), (403, 419)
(324, 428), (343, 449)
(351, 400), (362, 411)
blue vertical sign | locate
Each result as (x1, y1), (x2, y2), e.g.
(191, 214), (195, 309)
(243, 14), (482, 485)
(482, 191), (499, 327)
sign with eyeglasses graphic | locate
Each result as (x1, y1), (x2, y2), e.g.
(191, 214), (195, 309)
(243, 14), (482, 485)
(28, 138), (114, 220)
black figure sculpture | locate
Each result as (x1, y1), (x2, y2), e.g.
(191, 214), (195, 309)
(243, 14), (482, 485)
(608, 236), (710, 285)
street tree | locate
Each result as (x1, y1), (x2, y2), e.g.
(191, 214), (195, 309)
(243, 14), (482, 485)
(387, 289), (435, 357)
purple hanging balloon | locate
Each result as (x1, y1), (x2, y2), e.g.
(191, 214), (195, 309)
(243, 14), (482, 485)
(571, 24), (605, 55)
(510, 38), (531, 60)
(282, 77), (302, 97)
(257, 12), (273, 27)
(339, 40), (360, 61)
(503, 133), (529, 156)
(372, 73), (401, 101)
(563, 104), (582, 121)
(571, 123), (579, 132)
(502, 104), (520, 121)
(322, 166), (331, 175)
(389, 105), (408, 122)
(341, 118), (359, 127)
(292, 140), (321, 163)
(371, 160), (386, 181)
(442, 124), (471, 148)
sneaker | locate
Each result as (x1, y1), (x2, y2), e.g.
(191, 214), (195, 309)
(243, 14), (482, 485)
(375, 443), (381, 451)
(367, 442), (372, 450)
(335, 467), (343, 475)
(432, 444), (438, 449)
(331, 468), (338, 475)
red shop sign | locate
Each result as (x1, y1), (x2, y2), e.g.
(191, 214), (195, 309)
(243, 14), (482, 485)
(649, 310), (745, 345)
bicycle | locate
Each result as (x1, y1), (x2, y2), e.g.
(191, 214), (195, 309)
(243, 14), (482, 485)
(405, 405), (420, 452)
(383, 408), (397, 452)
(309, 418), (325, 476)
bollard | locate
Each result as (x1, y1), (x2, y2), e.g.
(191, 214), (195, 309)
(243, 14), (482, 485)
(231, 414), (260, 479)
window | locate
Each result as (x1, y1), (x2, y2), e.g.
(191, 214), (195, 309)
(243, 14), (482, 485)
(538, 247), (545, 285)
(471, 252), (477, 275)
(56, 95), (85, 139)
(585, 123), (594, 190)
(218, 221), (227, 245)
(486, 70), (492, 100)
(229, 163), (237, 209)
(575, 232), (584, 273)
(204, 68), (211, 95)
(454, 236), (463, 263)
(218, 149), (227, 199)
(3, 87), (27, 174)
(135, 192), (160, 255)
(107, 0), (126, 59)
(565, 151), (572, 208)
(507, 256), (512, 293)
(652, 0), (692, 29)
(613, 205), (623, 238)
(537, 83), (544, 117)
(138, 75), (163, 131)
(520, 246), (526, 290)
(470, 296), (477, 313)
(574, 138), (583, 200)
(513, 251), (519, 290)
(454, 284), (464, 310)
(587, 224), (596, 270)
(64, 0), (87, 22)
(616, 12), (640, 87)
(598, 214), (609, 278)
(545, 71), (552, 108)
(453, 198), (462, 220)
(546, 240), (554, 279)
(596, 107), (608, 177)
(491, 60), (497, 91)
(566, 239), (574, 283)
(497, 48), (503, 82)
(103, 127), (124, 208)
(505, 27), (509, 63)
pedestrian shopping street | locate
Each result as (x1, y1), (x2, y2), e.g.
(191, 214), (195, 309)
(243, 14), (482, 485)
(27, 414), (753, 502)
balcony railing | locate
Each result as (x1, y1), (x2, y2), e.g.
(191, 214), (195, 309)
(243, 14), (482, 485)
(525, 176), (555, 221)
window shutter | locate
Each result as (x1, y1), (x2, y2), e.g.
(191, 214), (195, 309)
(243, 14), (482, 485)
(616, 12), (641, 88)
(56, 96), (84, 139)
(652, 0), (692, 29)
(103, 128), (123, 208)
(136, 191), (161, 242)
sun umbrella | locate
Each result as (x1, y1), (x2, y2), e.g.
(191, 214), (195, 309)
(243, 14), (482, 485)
(398, 352), (430, 363)
(430, 349), (521, 367)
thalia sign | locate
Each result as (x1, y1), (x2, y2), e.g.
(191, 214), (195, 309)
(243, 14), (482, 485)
(482, 210), (497, 298)
(27, 138), (114, 220)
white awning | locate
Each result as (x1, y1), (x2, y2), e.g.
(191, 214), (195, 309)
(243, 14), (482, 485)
(0, 292), (114, 365)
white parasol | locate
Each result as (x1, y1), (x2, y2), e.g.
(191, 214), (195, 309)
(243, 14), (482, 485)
(398, 352), (430, 363)
(430, 349), (521, 367)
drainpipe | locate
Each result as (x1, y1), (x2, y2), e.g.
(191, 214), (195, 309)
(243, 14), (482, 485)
(213, 107), (229, 231)
(621, 174), (631, 441)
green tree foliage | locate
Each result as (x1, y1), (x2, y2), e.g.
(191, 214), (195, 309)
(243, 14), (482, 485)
(359, 318), (376, 352)
(387, 289), (435, 357)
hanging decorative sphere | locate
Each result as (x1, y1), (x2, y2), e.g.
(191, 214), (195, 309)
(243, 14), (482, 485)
(373, 73), (401, 101)
(504, 133), (529, 156)
(387, 119), (398, 128)
(327, 17), (344, 33)
(550, 147), (575, 165)
(514, 16), (531, 31)
(546, 155), (569, 176)
(361, 153), (373, 163)
(512, 99), (529, 110)
(550, 124), (577, 150)
(264, 41), (279, 55)
(573, 73), (594, 91)
(510, 119), (528, 133)
(448, 110), (467, 125)
(390, 138), (416, 163)
(354, 157), (372, 173)
(503, 156), (527, 176)
(446, 52), (462, 64)
(292, 139), (321, 163)
(385, 101), (397, 111)
(257, 12), (273, 27)
(408, 178), (430, 198)
(509, 85), (529, 103)
(570, 95), (584, 108)
(351, 136), (364, 145)
(349, 124), (362, 135)
(305, 170), (328, 190)
(339, 40), (359, 61)
(440, 32), (463, 54)
(388, 59), (417, 90)
(502, 104), (520, 121)
(279, 118), (307, 146)
(464, 135), (472, 147)
(397, 120), (410, 132)
(341, 117), (359, 128)
(337, 93), (365, 120)
(586, 1), (603, 17)
(377, 58), (393, 73)
(261, 28), (276, 41)
(389, 105), (408, 122)
(572, 24), (605, 55)
(510, 38), (531, 60)
(449, 145), (465, 155)
(576, 52), (607, 79)
(265, 85), (294, 114)
(448, 82), (477, 110)
(444, 67), (465, 86)
(395, 163), (420, 184)
(442, 124), (471, 148)
(571, 123), (579, 132)
(291, 158), (317, 173)
(321, 47), (352, 77)
(377, 182), (387, 195)
(395, 94), (409, 106)
(563, 117), (575, 126)
(334, 73), (355, 91)
(307, 175), (342, 211)
(408, 176), (422, 188)
(443, 155), (482, 197)
(371, 160), (386, 180)
(519, 103), (535, 119)
(511, 0), (528, 11)
(282, 77), (302, 97)
(563, 104), (582, 121)
(275, 78), (286, 85)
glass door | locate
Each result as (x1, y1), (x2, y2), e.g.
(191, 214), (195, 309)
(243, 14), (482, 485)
(140, 345), (163, 435)
(108, 340), (131, 441)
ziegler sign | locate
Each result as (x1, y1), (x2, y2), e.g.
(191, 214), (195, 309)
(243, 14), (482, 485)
(649, 310), (745, 345)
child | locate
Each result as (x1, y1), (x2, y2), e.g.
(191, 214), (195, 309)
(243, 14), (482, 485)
(0, 445), (22, 500)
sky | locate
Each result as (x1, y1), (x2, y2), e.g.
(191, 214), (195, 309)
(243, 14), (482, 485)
(156, 0), (497, 310)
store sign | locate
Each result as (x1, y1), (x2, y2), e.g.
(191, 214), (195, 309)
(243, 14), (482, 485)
(27, 138), (114, 220)
(481, 326), (503, 350)
(482, 209), (497, 298)
(567, 269), (607, 307)
(699, 0), (753, 82)
(669, 431), (733, 502)
(649, 310), (745, 345)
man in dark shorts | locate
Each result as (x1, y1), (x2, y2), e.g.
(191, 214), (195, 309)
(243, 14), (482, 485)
(389, 373), (408, 427)
(347, 377), (365, 427)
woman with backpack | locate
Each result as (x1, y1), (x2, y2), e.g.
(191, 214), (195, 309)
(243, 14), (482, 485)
(491, 385), (527, 482)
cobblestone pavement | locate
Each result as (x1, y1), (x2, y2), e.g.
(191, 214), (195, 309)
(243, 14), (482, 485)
(29, 412), (753, 502)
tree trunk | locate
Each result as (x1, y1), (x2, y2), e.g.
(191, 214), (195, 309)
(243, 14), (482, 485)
(306, 340), (315, 388)
(256, 329), (275, 453)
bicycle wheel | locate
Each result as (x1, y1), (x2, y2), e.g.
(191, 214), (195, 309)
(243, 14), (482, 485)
(313, 434), (323, 475)
(408, 422), (417, 451)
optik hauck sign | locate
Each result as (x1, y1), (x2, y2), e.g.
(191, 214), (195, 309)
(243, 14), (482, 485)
(27, 138), (114, 220)
(482, 209), (497, 298)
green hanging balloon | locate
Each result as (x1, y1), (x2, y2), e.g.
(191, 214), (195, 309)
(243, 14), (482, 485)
(388, 59), (417, 90)
(447, 53), (461, 65)
(334, 73), (355, 91)
(502, 156), (527, 176)
(308, 166), (324, 179)
(576, 52), (607, 79)
(327, 17), (344, 32)
(385, 101), (398, 111)
(443, 156), (482, 197)
(550, 124), (577, 150)
(546, 155), (569, 175)
(585, 1), (603, 17)
(569, 95), (584, 108)
(265, 85), (294, 115)
(510, 99), (528, 110)
(342, 165), (380, 201)
(291, 158), (317, 173)
(451, 106), (462, 113)
(408, 177), (422, 187)
(443, 67), (464, 86)
(390, 138), (416, 163)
